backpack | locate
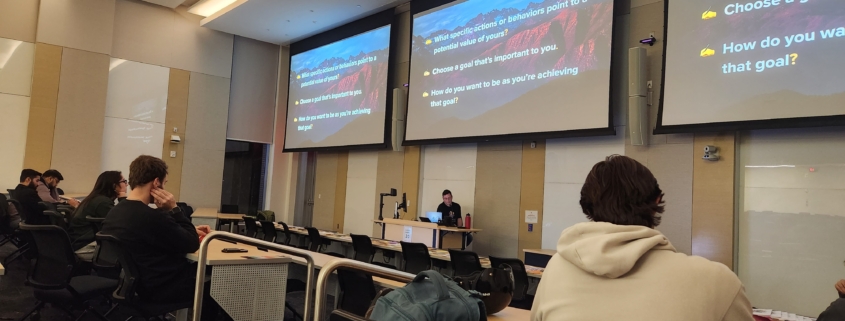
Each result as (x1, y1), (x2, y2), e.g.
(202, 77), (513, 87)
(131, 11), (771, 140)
(368, 270), (487, 321)
(256, 210), (275, 222)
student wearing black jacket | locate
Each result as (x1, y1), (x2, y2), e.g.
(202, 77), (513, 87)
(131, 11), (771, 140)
(100, 155), (221, 320)
(818, 280), (845, 320)
(13, 169), (48, 225)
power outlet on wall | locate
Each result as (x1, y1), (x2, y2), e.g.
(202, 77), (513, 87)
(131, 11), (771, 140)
(170, 151), (177, 158)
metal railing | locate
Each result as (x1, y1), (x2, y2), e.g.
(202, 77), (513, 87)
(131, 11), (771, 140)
(313, 259), (416, 321)
(192, 231), (318, 321)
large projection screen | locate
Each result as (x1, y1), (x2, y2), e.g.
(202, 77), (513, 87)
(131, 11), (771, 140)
(405, 0), (617, 144)
(658, 0), (845, 133)
(284, 11), (394, 152)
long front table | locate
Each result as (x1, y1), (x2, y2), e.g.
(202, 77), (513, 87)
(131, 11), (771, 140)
(192, 239), (530, 321)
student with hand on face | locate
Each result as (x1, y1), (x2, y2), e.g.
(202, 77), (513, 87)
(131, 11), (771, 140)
(67, 170), (128, 260)
(13, 169), (49, 225)
(100, 155), (221, 320)
(38, 169), (79, 207)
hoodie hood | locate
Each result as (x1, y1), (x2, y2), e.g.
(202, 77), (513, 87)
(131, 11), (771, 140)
(557, 222), (676, 279)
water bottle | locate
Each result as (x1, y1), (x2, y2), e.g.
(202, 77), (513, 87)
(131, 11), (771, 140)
(465, 213), (471, 229)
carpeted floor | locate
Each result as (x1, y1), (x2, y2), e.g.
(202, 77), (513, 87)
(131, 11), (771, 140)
(0, 242), (323, 321)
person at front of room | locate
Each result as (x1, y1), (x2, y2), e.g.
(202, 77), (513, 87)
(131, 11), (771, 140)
(437, 189), (472, 245)
(37, 169), (80, 207)
(100, 155), (224, 320)
(67, 170), (127, 260)
(13, 169), (51, 225)
(531, 155), (753, 321)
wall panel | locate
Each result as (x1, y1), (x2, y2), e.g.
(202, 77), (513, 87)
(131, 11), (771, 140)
(474, 141), (522, 257)
(0, 94), (31, 190)
(691, 132), (736, 267)
(0, 0), (39, 42)
(420, 144), (477, 221)
(179, 72), (229, 208)
(51, 48), (110, 193)
(228, 35), (279, 143)
(519, 140), (545, 260)
(163, 69), (190, 200)
(374, 149), (405, 235)
(345, 151), (379, 235)
(313, 152), (339, 230)
(24, 43), (62, 171)
(37, 0), (115, 55)
(0, 39), (35, 96)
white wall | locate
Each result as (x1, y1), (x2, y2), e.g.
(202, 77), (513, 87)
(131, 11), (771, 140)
(542, 129), (625, 249)
(738, 127), (845, 317)
(343, 151), (379, 235)
(419, 144), (477, 217)
(0, 38), (33, 190)
(101, 58), (169, 175)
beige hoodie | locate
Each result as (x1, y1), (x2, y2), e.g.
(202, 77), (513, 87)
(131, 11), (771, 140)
(531, 222), (753, 321)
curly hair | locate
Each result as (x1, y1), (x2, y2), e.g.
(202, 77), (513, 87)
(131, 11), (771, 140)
(579, 155), (665, 228)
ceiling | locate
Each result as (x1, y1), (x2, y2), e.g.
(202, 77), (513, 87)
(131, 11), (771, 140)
(199, 0), (409, 45)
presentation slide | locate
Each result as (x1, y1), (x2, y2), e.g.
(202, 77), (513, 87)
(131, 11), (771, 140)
(406, 0), (615, 142)
(285, 25), (391, 150)
(661, 0), (845, 127)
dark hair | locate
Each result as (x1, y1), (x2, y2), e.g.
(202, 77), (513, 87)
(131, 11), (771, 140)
(129, 155), (168, 189)
(442, 189), (452, 196)
(20, 169), (42, 183)
(77, 171), (123, 212)
(579, 155), (665, 228)
(42, 169), (64, 180)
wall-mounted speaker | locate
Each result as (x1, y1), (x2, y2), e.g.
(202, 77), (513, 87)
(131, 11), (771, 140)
(392, 88), (407, 152)
(628, 47), (649, 146)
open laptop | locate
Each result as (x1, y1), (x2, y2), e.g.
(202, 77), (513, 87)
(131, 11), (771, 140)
(425, 212), (442, 223)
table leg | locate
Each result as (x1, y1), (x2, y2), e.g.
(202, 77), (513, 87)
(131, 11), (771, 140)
(228, 220), (235, 233)
(461, 232), (467, 250)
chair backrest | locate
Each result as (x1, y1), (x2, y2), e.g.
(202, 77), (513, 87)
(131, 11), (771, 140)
(0, 194), (10, 233)
(19, 223), (75, 290)
(259, 220), (277, 242)
(6, 189), (14, 197)
(91, 232), (121, 279)
(279, 222), (292, 245)
(242, 216), (258, 237)
(96, 233), (144, 305)
(38, 202), (67, 228)
(337, 268), (377, 317)
(350, 234), (375, 263)
(399, 241), (431, 274)
(86, 216), (106, 234)
(448, 249), (483, 277)
(489, 256), (528, 300)
(305, 227), (323, 252)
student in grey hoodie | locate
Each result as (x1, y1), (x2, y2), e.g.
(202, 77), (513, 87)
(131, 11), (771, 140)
(531, 155), (753, 321)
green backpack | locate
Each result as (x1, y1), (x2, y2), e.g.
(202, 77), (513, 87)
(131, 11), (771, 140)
(256, 210), (275, 222)
(369, 270), (486, 321)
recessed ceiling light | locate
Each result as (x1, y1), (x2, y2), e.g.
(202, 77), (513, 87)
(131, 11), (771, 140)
(187, 0), (238, 17)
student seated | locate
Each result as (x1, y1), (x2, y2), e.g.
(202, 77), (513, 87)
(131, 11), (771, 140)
(817, 279), (845, 320)
(38, 169), (79, 207)
(531, 155), (753, 321)
(100, 155), (222, 320)
(13, 169), (50, 225)
(67, 170), (127, 260)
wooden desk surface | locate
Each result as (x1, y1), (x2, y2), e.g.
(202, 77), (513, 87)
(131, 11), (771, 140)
(217, 213), (244, 220)
(439, 226), (483, 233)
(191, 208), (219, 218)
(60, 193), (87, 199)
(186, 239), (291, 265)
(523, 249), (556, 256)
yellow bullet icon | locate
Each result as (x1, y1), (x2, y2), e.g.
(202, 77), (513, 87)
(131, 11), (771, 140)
(294, 118), (298, 122)
(424, 71), (431, 76)
(297, 75), (301, 79)
(700, 47), (715, 58)
(422, 92), (429, 97)
(295, 101), (300, 105)
(504, 29), (509, 36)
(425, 39), (432, 45)
(702, 10), (717, 20)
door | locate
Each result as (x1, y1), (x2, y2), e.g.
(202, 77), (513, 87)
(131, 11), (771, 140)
(295, 151), (317, 227)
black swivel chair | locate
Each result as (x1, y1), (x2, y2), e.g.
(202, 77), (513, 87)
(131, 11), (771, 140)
(448, 249), (483, 277)
(337, 268), (378, 317)
(279, 222), (293, 245)
(86, 216), (106, 235)
(242, 216), (258, 238)
(489, 256), (533, 309)
(18, 224), (117, 321)
(39, 201), (68, 229)
(350, 234), (396, 269)
(259, 220), (277, 242)
(399, 241), (432, 274)
(2, 197), (33, 265)
(96, 233), (194, 319)
(305, 227), (330, 252)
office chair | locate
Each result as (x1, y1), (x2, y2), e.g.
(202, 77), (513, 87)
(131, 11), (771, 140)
(242, 216), (258, 238)
(337, 268), (378, 317)
(448, 249), (483, 277)
(2, 197), (33, 265)
(350, 234), (395, 269)
(96, 233), (193, 319)
(259, 220), (277, 242)
(305, 227), (344, 257)
(18, 224), (117, 321)
(489, 256), (533, 309)
(39, 201), (68, 229)
(279, 222), (293, 245)
(399, 241), (432, 274)
(86, 216), (106, 235)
